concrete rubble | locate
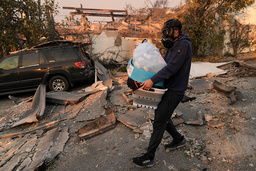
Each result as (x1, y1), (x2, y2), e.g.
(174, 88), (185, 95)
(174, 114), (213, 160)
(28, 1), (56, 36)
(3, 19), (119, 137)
(117, 108), (149, 133)
(77, 108), (116, 139)
(0, 58), (256, 170)
(0, 63), (115, 170)
(46, 81), (108, 105)
(213, 80), (237, 104)
(8, 95), (32, 105)
(115, 59), (256, 169)
(12, 84), (46, 127)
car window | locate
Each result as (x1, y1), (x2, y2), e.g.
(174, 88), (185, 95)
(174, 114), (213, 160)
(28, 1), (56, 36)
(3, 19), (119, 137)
(48, 47), (78, 62)
(39, 52), (47, 64)
(0, 55), (19, 70)
(21, 53), (39, 67)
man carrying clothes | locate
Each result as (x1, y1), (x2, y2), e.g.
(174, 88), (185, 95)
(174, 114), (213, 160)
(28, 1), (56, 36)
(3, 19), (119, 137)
(132, 19), (192, 168)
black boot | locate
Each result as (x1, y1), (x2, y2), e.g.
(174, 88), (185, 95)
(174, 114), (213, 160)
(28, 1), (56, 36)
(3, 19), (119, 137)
(132, 154), (154, 168)
(165, 136), (186, 150)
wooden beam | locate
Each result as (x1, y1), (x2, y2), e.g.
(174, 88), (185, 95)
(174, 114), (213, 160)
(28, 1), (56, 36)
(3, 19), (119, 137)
(63, 7), (127, 13)
(70, 12), (127, 18)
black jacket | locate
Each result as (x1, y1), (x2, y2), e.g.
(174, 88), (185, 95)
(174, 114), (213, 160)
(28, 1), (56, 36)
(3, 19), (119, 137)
(151, 34), (192, 95)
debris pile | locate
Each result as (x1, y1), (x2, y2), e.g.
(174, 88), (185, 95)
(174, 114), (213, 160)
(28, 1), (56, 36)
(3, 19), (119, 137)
(115, 59), (256, 166)
(0, 61), (116, 170)
(0, 58), (256, 170)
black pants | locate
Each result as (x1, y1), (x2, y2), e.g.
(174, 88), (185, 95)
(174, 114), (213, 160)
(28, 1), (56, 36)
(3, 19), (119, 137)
(145, 90), (183, 159)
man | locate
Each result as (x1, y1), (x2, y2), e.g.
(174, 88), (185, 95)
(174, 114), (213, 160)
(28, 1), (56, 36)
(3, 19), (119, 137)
(132, 19), (192, 168)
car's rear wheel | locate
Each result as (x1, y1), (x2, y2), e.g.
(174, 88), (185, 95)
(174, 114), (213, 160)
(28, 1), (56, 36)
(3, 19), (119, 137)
(49, 75), (70, 91)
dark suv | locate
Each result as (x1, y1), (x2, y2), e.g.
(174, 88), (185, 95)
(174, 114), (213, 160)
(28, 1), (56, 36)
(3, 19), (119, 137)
(0, 41), (95, 96)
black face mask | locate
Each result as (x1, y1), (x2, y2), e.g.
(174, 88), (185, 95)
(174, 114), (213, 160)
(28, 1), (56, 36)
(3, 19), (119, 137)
(161, 27), (174, 49)
(162, 27), (174, 39)
(161, 37), (174, 49)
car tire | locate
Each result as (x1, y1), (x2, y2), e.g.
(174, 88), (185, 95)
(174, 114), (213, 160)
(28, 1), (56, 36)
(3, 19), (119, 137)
(49, 75), (70, 91)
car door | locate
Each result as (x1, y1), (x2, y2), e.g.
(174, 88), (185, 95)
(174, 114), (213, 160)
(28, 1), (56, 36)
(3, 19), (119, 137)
(0, 55), (20, 93)
(18, 51), (49, 89)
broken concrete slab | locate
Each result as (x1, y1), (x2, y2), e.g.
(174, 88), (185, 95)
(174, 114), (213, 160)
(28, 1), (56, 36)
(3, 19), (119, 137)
(79, 81), (108, 93)
(109, 84), (131, 106)
(173, 117), (185, 126)
(12, 84), (46, 127)
(57, 101), (84, 121)
(16, 157), (32, 171)
(176, 103), (199, 123)
(46, 90), (97, 105)
(213, 80), (237, 104)
(95, 60), (112, 82)
(234, 60), (256, 70)
(217, 61), (235, 70)
(46, 81), (110, 106)
(12, 112), (38, 128)
(140, 121), (153, 140)
(18, 136), (37, 153)
(117, 108), (149, 131)
(1, 152), (28, 171)
(77, 109), (116, 140)
(146, 108), (155, 121)
(190, 62), (229, 78)
(27, 128), (59, 170)
(172, 109), (184, 118)
(213, 80), (236, 94)
(0, 137), (28, 167)
(103, 79), (113, 90)
(1, 136), (37, 171)
(189, 79), (213, 91)
(185, 111), (204, 126)
(0, 120), (59, 139)
(8, 95), (33, 105)
(75, 90), (108, 122)
(0, 100), (32, 132)
(0, 139), (14, 155)
(35, 84), (46, 119)
(1, 127), (69, 171)
(140, 121), (153, 132)
(44, 127), (69, 164)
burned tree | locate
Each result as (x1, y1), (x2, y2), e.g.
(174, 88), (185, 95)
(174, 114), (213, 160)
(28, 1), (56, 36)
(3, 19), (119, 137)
(179, 0), (255, 57)
(228, 18), (255, 57)
(0, 0), (59, 57)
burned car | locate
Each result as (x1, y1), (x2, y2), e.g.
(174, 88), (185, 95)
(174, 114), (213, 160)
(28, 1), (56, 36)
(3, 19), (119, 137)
(0, 40), (95, 96)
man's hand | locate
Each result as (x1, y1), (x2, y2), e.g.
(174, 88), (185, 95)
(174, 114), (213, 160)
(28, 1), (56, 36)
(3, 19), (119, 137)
(141, 79), (153, 90)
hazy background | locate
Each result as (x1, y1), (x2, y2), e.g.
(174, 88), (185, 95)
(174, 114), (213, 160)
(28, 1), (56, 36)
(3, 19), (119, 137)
(54, 0), (182, 22)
